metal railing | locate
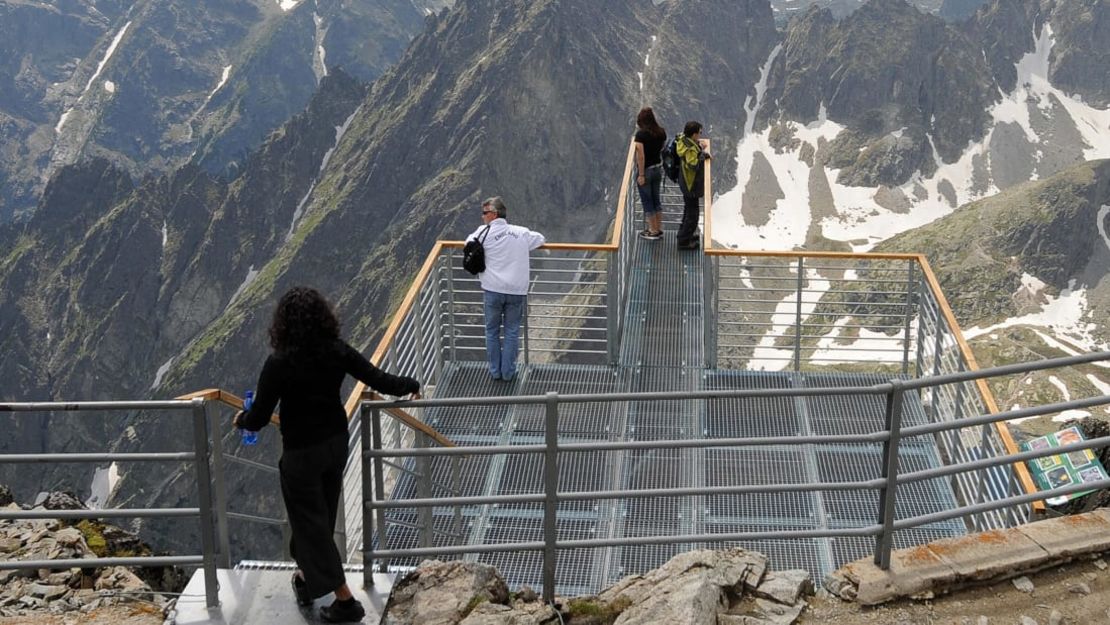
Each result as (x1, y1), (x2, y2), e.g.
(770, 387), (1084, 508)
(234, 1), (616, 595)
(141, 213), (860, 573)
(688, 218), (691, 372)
(357, 351), (1110, 602)
(0, 398), (222, 608)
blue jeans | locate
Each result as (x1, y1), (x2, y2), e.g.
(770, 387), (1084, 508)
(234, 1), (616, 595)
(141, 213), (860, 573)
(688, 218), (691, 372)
(636, 165), (663, 215)
(483, 290), (525, 380)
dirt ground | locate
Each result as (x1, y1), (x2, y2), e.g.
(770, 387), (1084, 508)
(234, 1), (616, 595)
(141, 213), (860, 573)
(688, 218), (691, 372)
(800, 556), (1110, 625)
(0, 603), (164, 625)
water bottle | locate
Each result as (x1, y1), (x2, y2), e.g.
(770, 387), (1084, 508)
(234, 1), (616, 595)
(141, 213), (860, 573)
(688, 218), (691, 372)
(240, 390), (258, 446)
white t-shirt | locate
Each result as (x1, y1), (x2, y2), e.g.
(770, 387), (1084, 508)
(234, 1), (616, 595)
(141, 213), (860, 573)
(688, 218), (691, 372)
(466, 218), (545, 296)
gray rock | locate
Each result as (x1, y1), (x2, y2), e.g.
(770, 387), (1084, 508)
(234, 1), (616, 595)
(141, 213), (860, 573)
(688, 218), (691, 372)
(0, 537), (21, 553)
(1048, 609), (1062, 625)
(0, 485), (12, 507)
(27, 583), (68, 600)
(383, 560), (510, 625)
(460, 600), (559, 625)
(720, 598), (806, 625)
(1012, 576), (1035, 593)
(1094, 559), (1107, 571)
(1020, 617), (1038, 625)
(751, 569), (813, 606)
(1068, 582), (1091, 595)
(516, 586), (537, 603)
(600, 549), (768, 625)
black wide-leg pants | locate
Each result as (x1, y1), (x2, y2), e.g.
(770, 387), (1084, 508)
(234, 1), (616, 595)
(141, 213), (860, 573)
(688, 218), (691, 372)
(279, 433), (348, 598)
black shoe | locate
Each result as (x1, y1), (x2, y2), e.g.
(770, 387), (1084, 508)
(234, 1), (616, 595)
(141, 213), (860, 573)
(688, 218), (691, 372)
(677, 240), (699, 250)
(321, 598), (365, 623)
(291, 573), (312, 607)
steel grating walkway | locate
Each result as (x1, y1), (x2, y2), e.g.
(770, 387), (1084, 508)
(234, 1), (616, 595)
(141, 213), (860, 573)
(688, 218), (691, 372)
(378, 180), (966, 594)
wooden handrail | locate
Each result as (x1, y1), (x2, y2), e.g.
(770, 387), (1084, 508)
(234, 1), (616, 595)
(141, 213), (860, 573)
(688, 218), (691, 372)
(361, 392), (455, 448)
(610, 137), (637, 250)
(177, 388), (280, 424)
(915, 256), (1042, 512)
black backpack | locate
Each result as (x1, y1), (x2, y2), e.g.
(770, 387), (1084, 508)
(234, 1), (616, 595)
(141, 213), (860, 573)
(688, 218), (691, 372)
(661, 134), (680, 183)
(463, 225), (491, 275)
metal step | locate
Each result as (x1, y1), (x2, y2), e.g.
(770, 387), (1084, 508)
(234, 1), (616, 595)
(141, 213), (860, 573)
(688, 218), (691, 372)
(174, 567), (394, 625)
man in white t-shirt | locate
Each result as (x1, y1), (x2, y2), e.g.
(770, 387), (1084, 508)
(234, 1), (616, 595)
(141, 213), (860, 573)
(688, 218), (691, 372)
(466, 197), (545, 381)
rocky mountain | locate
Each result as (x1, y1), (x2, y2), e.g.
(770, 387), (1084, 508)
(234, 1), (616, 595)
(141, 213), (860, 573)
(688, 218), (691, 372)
(0, 0), (778, 558)
(874, 158), (1110, 440)
(714, 0), (1110, 254)
(938, 0), (986, 20)
(0, 0), (425, 223)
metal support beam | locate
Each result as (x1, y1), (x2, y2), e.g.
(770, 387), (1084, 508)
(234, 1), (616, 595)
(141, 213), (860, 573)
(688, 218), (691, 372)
(875, 380), (905, 569)
(542, 392), (560, 604)
(190, 399), (220, 609)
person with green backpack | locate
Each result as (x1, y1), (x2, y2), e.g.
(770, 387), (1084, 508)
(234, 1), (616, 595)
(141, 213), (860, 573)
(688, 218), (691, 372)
(676, 121), (710, 250)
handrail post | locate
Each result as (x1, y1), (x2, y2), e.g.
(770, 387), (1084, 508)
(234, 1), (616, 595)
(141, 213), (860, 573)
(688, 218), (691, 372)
(359, 403), (374, 587)
(607, 253), (619, 365)
(207, 406), (232, 569)
(189, 398), (220, 608)
(793, 256), (805, 372)
(914, 282), (929, 379)
(542, 391), (560, 604)
(371, 406), (389, 574)
(875, 380), (905, 569)
(416, 432), (433, 549)
(901, 260), (917, 376)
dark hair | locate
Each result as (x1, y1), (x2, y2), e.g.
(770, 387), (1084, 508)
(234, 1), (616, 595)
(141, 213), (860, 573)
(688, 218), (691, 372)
(683, 121), (703, 137)
(269, 286), (340, 353)
(482, 196), (507, 218)
(636, 107), (666, 140)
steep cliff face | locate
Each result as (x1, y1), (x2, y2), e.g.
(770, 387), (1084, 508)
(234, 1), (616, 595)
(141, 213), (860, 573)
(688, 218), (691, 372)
(0, 71), (368, 502)
(0, 0), (423, 222)
(1048, 0), (1110, 108)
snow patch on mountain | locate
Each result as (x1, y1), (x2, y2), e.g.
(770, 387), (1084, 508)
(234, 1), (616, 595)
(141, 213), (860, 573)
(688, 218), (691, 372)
(86, 462), (120, 509)
(278, 0), (302, 11)
(963, 280), (1109, 363)
(286, 107), (360, 241)
(712, 25), (1110, 254)
(313, 13), (328, 82)
(83, 21), (131, 96)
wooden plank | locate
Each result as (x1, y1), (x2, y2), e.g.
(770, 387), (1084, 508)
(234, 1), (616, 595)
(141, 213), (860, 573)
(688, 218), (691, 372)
(610, 137), (637, 250)
(437, 240), (615, 253)
(916, 256), (1042, 511)
(177, 389), (281, 425)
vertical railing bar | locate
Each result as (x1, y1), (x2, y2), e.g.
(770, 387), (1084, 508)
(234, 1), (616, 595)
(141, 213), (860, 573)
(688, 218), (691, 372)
(901, 260), (916, 376)
(416, 432), (433, 549)
(208, 409), (231, 570)
(447, 250), (458, 364)
(607, 253), (619, 366)
(875, 380), (905, 570)
(190, 399), (220, 608)
(360, 403), (375, 587)
(793, 257), (805, 372)
(371, 406), (389, 574)
(451, 456), (463, 543)
(542, 392), (560, 604)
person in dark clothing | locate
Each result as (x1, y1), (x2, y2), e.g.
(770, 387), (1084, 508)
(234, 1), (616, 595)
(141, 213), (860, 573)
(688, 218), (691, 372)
(676, 120), (711, 250)
(634, 107), (666, 240)
(235, 286), (419, 623)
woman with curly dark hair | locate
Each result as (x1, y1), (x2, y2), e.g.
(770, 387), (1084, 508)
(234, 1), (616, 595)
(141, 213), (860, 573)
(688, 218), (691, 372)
(236, 286), (419, 622)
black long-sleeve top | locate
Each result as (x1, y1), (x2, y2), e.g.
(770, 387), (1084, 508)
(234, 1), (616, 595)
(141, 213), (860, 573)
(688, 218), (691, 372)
(239, 339), (419, 450)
